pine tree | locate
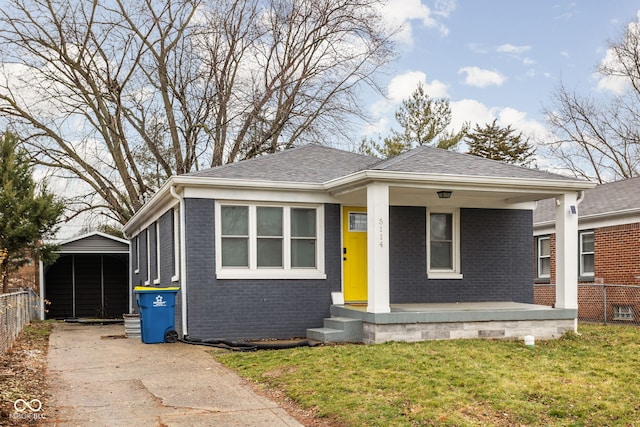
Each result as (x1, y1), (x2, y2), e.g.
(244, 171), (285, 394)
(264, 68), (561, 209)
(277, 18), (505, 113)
(0, 131), (65, 293)
(465, 119), (536, 167)
(361, 83), (468, 158)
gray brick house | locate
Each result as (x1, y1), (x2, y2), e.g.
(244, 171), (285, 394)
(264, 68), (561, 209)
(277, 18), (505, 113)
(122, 144), (595, 343)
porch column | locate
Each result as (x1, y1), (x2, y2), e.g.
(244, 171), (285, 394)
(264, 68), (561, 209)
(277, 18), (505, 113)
(366, 182), (390, 313)
(555, 191), (579, 311)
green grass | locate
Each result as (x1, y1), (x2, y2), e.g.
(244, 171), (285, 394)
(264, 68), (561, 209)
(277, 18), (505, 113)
(214, 324), (640, 426)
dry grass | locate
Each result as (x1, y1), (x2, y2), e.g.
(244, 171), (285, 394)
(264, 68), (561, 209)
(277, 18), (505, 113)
(216, 324), (640, 426)
(0, 322), (52, 426)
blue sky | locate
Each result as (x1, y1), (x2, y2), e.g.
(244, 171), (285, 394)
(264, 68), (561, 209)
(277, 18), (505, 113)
(362, 1), (640, 147)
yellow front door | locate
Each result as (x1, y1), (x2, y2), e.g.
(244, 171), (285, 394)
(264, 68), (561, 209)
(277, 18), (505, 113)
(342, 206), (367, 302)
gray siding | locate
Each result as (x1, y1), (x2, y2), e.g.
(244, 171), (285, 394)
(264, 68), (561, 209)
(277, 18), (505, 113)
(59, 234), (129, 253)
(390, 207), (533, 304)
(132, 229), (148, 289)
(184, 199), (342, 340)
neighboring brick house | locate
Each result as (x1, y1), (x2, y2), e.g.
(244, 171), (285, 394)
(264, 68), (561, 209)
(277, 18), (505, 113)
(533, 176), (640, 322)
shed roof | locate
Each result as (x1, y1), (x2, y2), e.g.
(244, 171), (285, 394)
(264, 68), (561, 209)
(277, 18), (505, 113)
(57, 232), (130, 254)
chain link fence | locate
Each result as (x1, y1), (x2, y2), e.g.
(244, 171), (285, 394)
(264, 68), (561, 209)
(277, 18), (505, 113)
(535, 283), (640, 326)
(0, 289), (40, 354)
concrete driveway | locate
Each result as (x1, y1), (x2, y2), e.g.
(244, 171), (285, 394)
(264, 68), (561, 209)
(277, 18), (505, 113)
(46, 323), (303, 426)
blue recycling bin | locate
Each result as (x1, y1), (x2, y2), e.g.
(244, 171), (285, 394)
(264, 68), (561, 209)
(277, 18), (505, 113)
(134, 286), (179, 344)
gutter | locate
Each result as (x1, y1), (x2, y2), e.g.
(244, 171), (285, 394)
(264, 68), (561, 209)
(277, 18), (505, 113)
(169, 185), (189, 337)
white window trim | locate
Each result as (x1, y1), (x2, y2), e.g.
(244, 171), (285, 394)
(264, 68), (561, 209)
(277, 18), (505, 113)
(215, 201), (326, 280)
(153, 222), (161, 284)
(537, 236), (551, 279)
(579, 231), (595, 277)
(171, 207), (180, 282)
(426, 208), (462, 279)
(134, 235), (140, 274)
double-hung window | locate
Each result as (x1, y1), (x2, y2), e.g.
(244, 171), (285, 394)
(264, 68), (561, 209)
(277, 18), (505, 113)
(427, 209), (462, 279)
(216, 202), (325, 279)
(579, 231), (594, 277)
(537, 236), (551, 279)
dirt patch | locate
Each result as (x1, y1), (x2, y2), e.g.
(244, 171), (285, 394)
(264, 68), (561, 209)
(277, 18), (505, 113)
(0, 322), (51, 426)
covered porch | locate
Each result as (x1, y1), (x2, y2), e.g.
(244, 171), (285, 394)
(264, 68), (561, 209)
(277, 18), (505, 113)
(307, 302), (577, 344)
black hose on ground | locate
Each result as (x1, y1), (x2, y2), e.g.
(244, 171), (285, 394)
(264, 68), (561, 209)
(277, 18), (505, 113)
(181, 335), (321, 351)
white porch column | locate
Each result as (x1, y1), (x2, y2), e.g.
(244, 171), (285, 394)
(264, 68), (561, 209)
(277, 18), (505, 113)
(366, 182), (390, 313)
(555, 192), (579, 311)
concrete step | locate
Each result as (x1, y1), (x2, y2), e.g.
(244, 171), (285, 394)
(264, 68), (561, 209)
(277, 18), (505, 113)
(306, 327), (344, 342)
(306, 317), (363, 343)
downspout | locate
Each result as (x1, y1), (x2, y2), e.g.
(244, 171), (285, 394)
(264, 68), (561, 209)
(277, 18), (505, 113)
(38, 260), (45, 320)
(576, 190), (585, 206)
(170, 185), (188, 336)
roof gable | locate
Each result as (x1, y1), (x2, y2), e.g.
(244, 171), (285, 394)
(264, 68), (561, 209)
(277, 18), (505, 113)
(57, 232), (130, 253)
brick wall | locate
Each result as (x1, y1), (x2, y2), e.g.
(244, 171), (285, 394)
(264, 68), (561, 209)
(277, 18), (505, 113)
(391, 207), (534, 304)
(594, 223), (640, 286)
(184, 200), (342, 340)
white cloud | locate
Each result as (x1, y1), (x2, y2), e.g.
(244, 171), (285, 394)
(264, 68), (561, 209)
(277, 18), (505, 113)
(458, 66), (507, 88)
(380, 0), (453, 43)
(497, 44), (531, 54)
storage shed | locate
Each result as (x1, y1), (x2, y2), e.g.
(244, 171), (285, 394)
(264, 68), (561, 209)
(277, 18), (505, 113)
(40, 232), (130, 319)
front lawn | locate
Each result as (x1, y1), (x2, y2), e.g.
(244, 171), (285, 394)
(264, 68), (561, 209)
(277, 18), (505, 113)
(215, 324), (640, 426)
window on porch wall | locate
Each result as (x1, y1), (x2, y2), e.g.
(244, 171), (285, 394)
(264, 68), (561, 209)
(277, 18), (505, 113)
(427, 209), (461, 279)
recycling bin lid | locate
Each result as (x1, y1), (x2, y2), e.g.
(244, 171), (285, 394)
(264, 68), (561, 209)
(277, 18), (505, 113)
(134, 286), (180, 292)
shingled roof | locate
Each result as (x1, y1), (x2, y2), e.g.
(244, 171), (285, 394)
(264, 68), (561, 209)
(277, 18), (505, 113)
(188, 145), (378, 183)
(370, 145), (579, 181)
(533, 176), (640, 224)
(190, 144), (583, 184)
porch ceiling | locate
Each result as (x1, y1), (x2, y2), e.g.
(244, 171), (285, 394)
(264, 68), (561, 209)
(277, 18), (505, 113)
(332, 186), (561, 209)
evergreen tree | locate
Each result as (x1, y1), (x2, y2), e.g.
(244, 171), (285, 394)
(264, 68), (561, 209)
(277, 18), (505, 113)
(361, 83), (469, 158)
(0, 131), (64, 293)
(465, 119), (536, 167)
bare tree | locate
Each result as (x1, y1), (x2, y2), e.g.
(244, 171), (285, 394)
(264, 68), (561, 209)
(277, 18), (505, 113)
(543, 18), (640, 183)
(0, 0), (395, 225)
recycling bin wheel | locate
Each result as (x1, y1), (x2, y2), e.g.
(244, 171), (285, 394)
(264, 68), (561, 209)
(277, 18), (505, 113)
(165, 330), (179, 343)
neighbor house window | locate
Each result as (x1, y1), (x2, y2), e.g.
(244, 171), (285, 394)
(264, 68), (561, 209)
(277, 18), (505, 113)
(537, 236), (551, 278)
(579, 231), (594, 277)
(614, 305), (633, 320)
(216, 202), (325, 279)
(427, 209), (462, 279)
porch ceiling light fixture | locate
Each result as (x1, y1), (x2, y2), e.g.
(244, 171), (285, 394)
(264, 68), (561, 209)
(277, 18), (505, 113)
(437, 190), (453, 199)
